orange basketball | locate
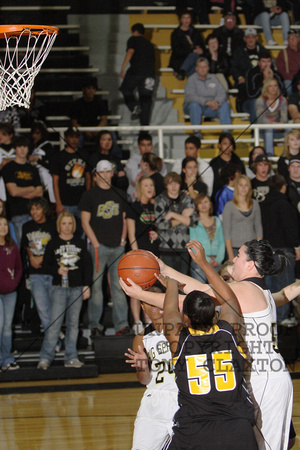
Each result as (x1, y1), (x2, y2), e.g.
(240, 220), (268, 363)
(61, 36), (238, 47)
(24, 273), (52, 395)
(118, 250), (160, 290)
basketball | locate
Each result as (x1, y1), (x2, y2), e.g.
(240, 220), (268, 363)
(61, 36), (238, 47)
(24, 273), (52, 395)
(118, 249), (160, 290)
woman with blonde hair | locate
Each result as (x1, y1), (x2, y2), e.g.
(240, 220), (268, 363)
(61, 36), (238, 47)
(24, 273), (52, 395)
(127, 176), (159, 334)
(37, 211), (92, 370)
(278, 129), (300, 182)
(255, 78), (288, 156)
(222, 174), (263, 260)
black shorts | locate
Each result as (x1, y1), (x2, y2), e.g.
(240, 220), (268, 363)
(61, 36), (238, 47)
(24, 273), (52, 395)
(166, 418), (258, 450)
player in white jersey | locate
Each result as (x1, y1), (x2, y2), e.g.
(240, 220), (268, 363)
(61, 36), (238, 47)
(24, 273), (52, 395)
(120, 240), (296, 450)
(125, 301), (178, 450)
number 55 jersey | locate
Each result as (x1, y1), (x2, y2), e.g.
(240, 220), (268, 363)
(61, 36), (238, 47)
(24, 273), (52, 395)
(173, 320), (255, 424)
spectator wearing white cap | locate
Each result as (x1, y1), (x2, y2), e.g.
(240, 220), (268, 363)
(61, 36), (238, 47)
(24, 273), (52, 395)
(231, 28), (267, 111)
(79, 159), (130, 336)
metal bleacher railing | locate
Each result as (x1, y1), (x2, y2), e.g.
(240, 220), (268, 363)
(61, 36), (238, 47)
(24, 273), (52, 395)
(17, 123), (300, 168)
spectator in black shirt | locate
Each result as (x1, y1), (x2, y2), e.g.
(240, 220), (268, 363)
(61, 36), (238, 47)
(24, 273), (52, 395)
(210, 132), (245, 201)
(21, 197), (57, 334)
(204, 34), (230, 89)
(127, 175), (159, 334)
(0, 123), (15, 203)
(2, 136), (43, 246)
(231, 28), (267, 112)
(213, 13), (244, 61)
(70, 77), (108, 147)
(251, 154), (272, 202)
(243, 49), (284, 123)
(51, 126), (91, 235)
(140, 152), (165, 197)
(79, 159), (130, 336)
(168, 10), (205, 80)
(37, 211), (92, 370)
(277, 129), (300, 182)
(180, 156), (207, 199)
(286, 155), (300, 213)
(120, 23), (155, 125)
(288, 71), (300, 124)
(260, 174), (299, 323)
(88, 130), (128, 192)
(28, 121), (57, 204)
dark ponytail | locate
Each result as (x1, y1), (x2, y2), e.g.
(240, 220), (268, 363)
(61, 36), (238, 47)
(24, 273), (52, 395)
(245, 239), (293, 277)
(183, 290), (215, 331)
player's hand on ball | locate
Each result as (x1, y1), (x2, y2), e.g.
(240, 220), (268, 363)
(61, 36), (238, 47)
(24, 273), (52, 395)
(119, 277), (143, 297)
(156, 273), (186, 291)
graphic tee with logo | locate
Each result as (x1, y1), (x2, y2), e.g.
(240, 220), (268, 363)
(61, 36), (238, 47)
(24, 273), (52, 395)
(21, 219), (57, 274)
(78, 185), (128, 248)
(126, 201), (159, 255)
(50, 150), (89, 206)
(2, 160), (41, 216)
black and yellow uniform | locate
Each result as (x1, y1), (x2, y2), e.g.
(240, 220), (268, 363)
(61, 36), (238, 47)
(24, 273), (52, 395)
(167, 320), (258, 450)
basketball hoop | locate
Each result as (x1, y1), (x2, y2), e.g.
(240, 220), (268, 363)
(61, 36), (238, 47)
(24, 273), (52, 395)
(0, 25), (59, 111)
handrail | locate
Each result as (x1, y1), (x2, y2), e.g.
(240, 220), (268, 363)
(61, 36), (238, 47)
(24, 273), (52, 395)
(17, 123), (300, 156)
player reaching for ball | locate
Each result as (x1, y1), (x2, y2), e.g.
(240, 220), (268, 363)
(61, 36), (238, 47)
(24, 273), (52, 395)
(162, 247), (258, 449)
(125, 299), (178, 450)
(120, 240), (295, 449)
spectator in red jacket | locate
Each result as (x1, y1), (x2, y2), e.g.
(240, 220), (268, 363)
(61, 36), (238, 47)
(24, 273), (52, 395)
(276, 29), (300, 96)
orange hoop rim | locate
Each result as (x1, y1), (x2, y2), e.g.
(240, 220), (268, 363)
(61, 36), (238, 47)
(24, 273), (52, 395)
(0, 25), (59, 39)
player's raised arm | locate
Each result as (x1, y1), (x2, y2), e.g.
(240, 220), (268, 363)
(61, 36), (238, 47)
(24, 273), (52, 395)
(273, 280), (300, 307)
(155, 254), (212, 296)
(163, 278), (184, 355)
(187, 240), (242, 327)
(119, 277), (186, 311)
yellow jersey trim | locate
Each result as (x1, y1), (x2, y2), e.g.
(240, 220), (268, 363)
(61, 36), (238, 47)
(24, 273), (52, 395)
(188, 325), (220, 335)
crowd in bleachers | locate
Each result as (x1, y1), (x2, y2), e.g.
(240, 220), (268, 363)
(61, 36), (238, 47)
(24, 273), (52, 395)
(0, 2), (300, 371)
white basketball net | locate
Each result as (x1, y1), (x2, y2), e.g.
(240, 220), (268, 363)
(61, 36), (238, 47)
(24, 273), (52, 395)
(0, 27), (58, 111)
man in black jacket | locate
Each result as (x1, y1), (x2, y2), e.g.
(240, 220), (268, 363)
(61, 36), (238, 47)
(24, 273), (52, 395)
(213, 12), (244, 60)
(243, 49), (284, 123)
(260, 174), (299, 323)
(287, 155), (300, 213)
(231, 28), (267, 112)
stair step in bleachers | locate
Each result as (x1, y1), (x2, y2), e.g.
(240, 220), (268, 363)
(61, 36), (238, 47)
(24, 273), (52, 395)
(54, 32), (81, 47)
(35, 76), (101, 91)
(0, 10), (70, 26)
(0, 5), (71, 10)
(36, 90), (109, 96)
(125, 6), (177, 11)
(45, 115), (122, 127)
(43, 54), (90, 69)
(40, 68), (99, 74)
(1, 46), (89, 54)
(46, 115), (121, 122)
(56, 24), (80, 30)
